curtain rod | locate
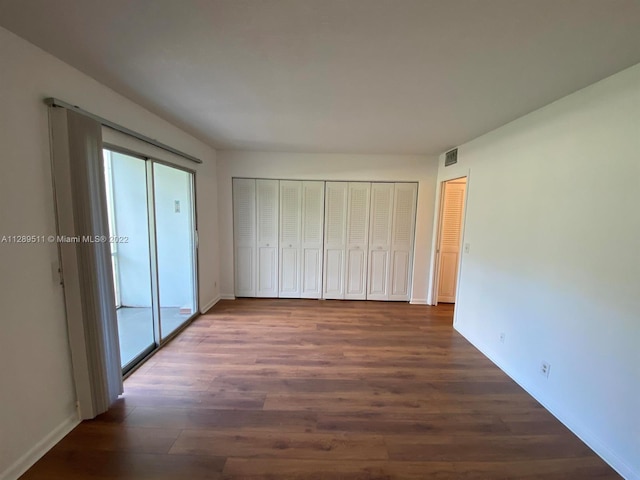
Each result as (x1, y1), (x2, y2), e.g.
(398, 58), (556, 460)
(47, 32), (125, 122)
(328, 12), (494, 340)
(44, 97), (203, 164)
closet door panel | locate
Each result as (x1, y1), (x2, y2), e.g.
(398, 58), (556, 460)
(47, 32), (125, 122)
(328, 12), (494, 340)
(302, 248), (321, 295)
(324, 249), (344, 296)
(257, 247), (277, 295)
(389, 183), (418, 301)
(256, 179), (279, 297)
(345, 248), (367, 297)
(323, 182), (348, 299)
(344, 182), (370, 300)
(280, 248), (299, 294)
(301, 181), (325, 298)
(368, 249), (389, 297)
(279, 180), (302, 297)
(233, 178), (256, 297)
(367, 183), (394, 300)
(390, 250), (410, 297)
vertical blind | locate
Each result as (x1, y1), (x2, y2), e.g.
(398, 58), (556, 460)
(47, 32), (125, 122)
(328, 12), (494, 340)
(48, 106), (123, 419)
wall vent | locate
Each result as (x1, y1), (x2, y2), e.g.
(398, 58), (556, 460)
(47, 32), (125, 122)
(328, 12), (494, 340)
(445, 148), (458, 167)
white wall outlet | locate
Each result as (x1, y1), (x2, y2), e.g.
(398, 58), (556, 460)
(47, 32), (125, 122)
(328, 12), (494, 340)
(174, 200), (181, 213)
(499, 332), (505, 343)
(540, 361), (551, 378)
(464, 243), (470, 254)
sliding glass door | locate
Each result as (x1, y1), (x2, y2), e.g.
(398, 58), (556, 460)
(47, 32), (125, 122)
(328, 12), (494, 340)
(153, 164), (197, 339)
(103, 149), (197, 373)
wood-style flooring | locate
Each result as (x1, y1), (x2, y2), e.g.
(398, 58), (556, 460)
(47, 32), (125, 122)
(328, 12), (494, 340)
(21, 299), (619, 479)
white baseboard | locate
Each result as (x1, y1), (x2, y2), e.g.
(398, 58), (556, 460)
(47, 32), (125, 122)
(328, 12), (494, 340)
(0, 413), (79, 480)
(220, 293), (236, 300)
(200, 295), (221, 314)
(410, 298), (428, 305)
(454, 324), (639, 480)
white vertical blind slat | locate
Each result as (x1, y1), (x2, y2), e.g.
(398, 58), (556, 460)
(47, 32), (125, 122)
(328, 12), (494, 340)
(49, 107), (123, 419)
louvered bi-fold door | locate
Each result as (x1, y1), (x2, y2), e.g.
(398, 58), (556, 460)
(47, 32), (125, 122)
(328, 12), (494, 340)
(233, 178), (256, 297)
(389, 183), (418, 301)
(367, 183), (394, 300)
(279, 180), (302, 297)
(323, 182), (348, 299)
(344, 182), (371, 300)
(301, 181), (325, 299)
(437, 180), (466, 303)
(256, 179), (279, 297)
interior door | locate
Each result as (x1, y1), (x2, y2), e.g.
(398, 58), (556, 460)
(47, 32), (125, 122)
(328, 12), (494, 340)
(437, 178), (467, 303)
(256, 179), (279, 297)
(345, 182), (371, 300)
(279, 180), (302, 297)
(389, 183), (418, 301)
(301, 181), (325, 298)
(233, 178), (256, 297)
(323, 182), (348, 299)
(367, 183), (394, 300)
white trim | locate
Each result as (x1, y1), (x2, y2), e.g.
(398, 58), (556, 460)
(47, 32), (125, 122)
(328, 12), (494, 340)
(220, 293), (236, 300)
(0, 413), (79, 480)
(409, 298), (428, 305)
(454, 323), (638, 480)
(200, 295), (221, 314)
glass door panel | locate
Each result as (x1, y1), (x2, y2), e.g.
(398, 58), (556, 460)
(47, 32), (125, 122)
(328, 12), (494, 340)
(152, 163), (197, 339)
(103, 149), (156, 370)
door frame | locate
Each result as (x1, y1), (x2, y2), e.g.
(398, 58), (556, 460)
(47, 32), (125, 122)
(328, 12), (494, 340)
(430, 172), (470, 312)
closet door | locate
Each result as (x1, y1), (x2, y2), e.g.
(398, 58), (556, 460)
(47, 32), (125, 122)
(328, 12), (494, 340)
(344, 182), (371, 300)
(233, 178), (256, 297)
(301, 181), (325, 299)
(279, 180), (302, 297)
(367, 183), (394, 300)
(389, 183), (418, 301)
(256, 179), (279, 297)
(323, 182), (348, 299)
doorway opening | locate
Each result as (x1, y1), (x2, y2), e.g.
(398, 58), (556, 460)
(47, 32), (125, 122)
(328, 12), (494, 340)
(433, 176), (467, 307)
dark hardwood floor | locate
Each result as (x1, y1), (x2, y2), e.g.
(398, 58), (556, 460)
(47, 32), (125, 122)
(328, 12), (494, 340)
(21, 299), (619, 479)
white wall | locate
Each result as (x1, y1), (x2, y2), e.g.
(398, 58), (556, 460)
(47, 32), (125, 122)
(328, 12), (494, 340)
(435, 63), (640, 479)
(217, 151), (439, 302)
(0, 27), (219, 480)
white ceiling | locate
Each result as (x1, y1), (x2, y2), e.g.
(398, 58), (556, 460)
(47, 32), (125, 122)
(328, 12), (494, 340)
(2, 0), (640, 155)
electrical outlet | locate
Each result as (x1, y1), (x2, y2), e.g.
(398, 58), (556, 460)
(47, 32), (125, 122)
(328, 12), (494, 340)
(499, 332), (505, 343)
(540, 361), (551, 378)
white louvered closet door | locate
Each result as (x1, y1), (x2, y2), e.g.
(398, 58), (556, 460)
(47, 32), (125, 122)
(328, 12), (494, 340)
(301, 181), (325, 299)
(323, 182), (348, 299)
(367, 183), (394, 300)
(233, 178), (256, 297)
(256, 179), (279, 297)
(344, 182), (371, 300)
(389, 183), (418, 301)
(279, 180), (302, 297)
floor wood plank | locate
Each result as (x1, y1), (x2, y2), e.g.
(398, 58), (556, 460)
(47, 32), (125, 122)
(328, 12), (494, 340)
(20, 299), (619, 479)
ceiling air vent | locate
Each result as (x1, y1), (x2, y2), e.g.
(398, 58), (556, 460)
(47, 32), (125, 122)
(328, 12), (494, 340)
(445, 148), (458, 167)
